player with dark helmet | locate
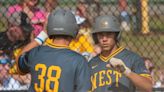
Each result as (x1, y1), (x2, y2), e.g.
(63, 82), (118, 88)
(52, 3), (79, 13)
(16, 9), (91, 92)
(89, 15), (152, 92)
(47, 9), (79, 38)
(92, 15), (121, 44)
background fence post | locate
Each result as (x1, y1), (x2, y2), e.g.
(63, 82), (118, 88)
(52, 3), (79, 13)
(141, 0), (150, 34)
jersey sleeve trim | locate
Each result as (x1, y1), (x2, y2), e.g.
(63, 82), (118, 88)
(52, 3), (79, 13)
(16, 55), (28, 75)
(16, 62), (27, 75)
(139, 74), (152, 79)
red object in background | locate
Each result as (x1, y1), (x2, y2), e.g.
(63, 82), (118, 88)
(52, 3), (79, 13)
(119, 0), (127, 11)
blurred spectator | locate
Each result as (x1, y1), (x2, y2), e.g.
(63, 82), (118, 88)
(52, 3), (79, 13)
(75, 0), (93, 25)
(42, 0), (58, 32)
(43, 0), (58, 15)
(0, 1), (8, 32)
(0, 53), (21, 90)
(12, 74), (31, 85)
(68, 25), (94, 55)
(12, 74), (31, 89)
(143, 57), (155, 85)
(142, 57), (164, 88)
(69, 17), (94, 55)
(68, 1), (94, 55)
(118, 0), (130, 31)
(7, 0), (46, 37)
(154, 68), (164, 88)
(76, 0), (88, 19)
(143, 57), (155, 73)
(0, 11), (33, 57)
(0, 11), (33, 90)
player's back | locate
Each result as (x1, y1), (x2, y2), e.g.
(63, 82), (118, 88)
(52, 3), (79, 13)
(26, 45), (91, 92)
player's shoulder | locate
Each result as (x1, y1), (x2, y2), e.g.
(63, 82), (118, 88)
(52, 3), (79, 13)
(89, 55), (99, 62)
(66, 49), (87, 60)
(64, 49), (89, 66)
(29, 45), (44, 51)
(27, 45), (47, 56)
(88, 54), (100, 66)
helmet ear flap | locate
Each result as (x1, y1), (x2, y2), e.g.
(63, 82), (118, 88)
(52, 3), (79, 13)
(116, 31), (121, 42)
(92, 33), (98, 44)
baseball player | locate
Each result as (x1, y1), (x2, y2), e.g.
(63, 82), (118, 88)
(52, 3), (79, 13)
(89, 15), (152, 92)
(16, 9), (91, 92)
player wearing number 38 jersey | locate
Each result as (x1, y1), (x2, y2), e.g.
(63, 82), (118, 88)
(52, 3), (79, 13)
(16, 9), (91, 92)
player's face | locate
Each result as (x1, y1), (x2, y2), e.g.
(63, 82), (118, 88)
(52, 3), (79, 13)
(97, 32), (116, 52)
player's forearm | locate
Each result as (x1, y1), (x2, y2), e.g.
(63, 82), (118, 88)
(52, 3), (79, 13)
(15, 31), (48, 75)
(21, 31), (48, 54)
(21, 40), (40, 54)
(126, 72), (153, 92)
(10, 39), (40, 75)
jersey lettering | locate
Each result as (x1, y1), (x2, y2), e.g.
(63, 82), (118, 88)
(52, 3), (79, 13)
(34, 64), (62, 92)
(91, 69), (122, 91)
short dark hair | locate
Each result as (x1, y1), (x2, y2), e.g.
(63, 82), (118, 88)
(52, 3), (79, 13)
(49, 35), (73, 40)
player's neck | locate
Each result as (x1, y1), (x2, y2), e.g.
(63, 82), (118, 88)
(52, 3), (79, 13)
(101, 45), (118, 57)
(52, 39), (70, 46)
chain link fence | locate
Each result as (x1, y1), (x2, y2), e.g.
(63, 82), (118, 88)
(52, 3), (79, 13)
(0, 0), (164, 91)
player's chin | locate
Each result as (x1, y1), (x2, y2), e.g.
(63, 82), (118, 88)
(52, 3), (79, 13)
(102, 47), (111, 51)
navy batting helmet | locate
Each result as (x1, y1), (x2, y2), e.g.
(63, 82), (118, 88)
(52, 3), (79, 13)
(47, 9), (79, 38)
(92, 15), (121, 43)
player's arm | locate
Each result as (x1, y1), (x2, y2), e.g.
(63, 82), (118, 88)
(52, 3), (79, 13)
(75, 57), (91, 92)
(14, 31), (48, 75)
(16, 31), (48, 74)
(21, 31), (48, 54)
(16, 52), (30, 75)
(107, 58), (152, 92)
(125, 70), (152, 92)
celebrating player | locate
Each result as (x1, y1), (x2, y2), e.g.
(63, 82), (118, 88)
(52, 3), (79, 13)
(16, 9), (91, 92)
(89, 15), (152, 92)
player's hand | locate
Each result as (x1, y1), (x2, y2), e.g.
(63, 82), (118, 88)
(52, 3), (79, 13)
(106, 58), (131, 76)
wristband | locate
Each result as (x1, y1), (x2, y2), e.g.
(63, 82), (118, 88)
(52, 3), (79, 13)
(34, 31), (48, 45)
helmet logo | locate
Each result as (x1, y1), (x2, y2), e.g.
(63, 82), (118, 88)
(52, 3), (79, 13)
(100, 21), (108, 28)
(53, 28), (64, 31)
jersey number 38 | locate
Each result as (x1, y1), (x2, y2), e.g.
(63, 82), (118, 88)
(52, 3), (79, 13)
(34, 64), (62, 92)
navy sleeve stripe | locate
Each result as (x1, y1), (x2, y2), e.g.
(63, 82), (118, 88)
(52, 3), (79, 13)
(18, 55), (29, 74)
(36, 37), (44, 44)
